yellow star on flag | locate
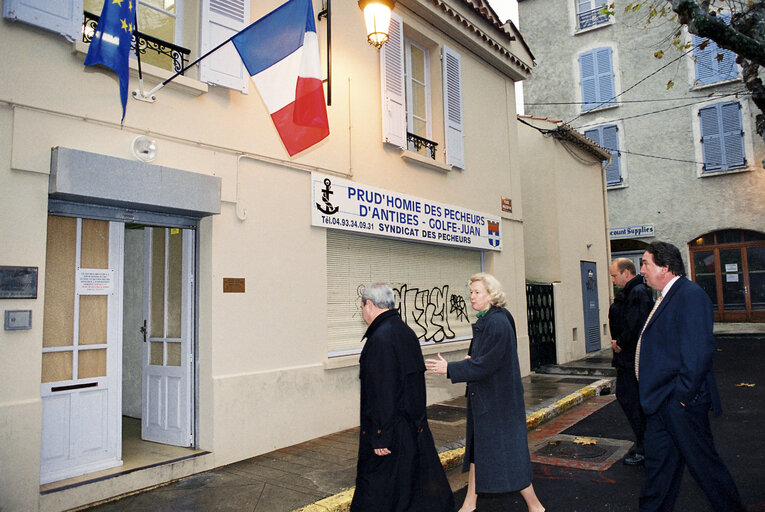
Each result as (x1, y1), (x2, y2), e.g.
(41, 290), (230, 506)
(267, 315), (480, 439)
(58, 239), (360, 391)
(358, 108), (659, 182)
(113, 0), (123, 5)
(121, 18), (128, 31)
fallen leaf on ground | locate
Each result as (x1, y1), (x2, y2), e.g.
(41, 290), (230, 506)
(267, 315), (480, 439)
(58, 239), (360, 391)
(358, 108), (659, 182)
(573, 436), (597, 445)
(736, 383), (755, 387)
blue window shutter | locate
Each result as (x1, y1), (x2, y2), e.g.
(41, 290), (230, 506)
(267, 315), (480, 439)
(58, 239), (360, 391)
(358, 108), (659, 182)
(721, 102), (745, 169)
(579, 51), (597, 110)
(596, 48), (615, 106)
(601, 125), (621, 185)
(700, 104), (723, 172)
(585, 125), (621, 185)
(692, 15), (737, 85)
(584, 127), (601, 146)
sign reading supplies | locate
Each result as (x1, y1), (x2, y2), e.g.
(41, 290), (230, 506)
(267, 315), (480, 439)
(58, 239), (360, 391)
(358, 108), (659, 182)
(311, 173), (502, 251)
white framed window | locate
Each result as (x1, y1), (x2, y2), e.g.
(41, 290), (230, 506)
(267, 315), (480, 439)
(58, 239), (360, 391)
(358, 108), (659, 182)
(381, 13), (465, 168)
(691, 15), (738, 87)
(584, 124), (622, 186)
(698, 101), (746, 173)
(405, 39), (432, 146)
(578, 47), (615, 111)
(576, 0), (610, 31)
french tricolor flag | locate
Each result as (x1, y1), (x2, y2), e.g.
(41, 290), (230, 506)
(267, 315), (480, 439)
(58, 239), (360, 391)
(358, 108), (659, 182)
(232, 0), (329, 156)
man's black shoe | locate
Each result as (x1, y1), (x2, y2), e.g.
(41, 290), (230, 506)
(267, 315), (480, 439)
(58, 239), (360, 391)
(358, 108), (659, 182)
(623, 453), (645, 466)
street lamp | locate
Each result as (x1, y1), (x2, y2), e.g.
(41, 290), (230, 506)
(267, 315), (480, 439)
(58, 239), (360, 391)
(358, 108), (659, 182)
(358, 0), (395, 49)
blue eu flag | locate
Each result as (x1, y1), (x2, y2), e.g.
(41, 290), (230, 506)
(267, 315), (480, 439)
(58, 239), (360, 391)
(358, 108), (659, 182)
(85, 0), (134, 121)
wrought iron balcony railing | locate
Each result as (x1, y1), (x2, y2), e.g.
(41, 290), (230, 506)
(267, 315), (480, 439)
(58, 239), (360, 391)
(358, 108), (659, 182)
(407, 132), (438, 160)
(83, 11), (191, 74)
(577, 7), (610, 30)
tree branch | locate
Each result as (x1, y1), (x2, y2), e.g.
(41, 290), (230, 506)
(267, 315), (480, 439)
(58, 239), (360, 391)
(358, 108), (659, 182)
(668, 0), (765, 66)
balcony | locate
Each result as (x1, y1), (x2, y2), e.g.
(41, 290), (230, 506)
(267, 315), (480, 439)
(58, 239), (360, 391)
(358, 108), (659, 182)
(577, 8), (610, 30)
(83, 11), (191, 74)
(407, 132), (438, 160)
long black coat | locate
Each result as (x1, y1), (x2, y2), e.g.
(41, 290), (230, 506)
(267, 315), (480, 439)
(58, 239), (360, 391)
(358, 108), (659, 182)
(608, 275), (654, 369)
(351, 309), (454, 512)
(447, 306), (532, 494)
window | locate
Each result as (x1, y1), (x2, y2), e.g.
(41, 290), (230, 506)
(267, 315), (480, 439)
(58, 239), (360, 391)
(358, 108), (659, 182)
(584, 124), (621, 185)
(579, 47), (615, 111)
(381, 13), (465, 168)
(691, 15), (738, 86)
(576, 0), (609, 30)
(4, 0), (249, 92)
(699, 101), (745, 172)
(405, 39), (431, 147)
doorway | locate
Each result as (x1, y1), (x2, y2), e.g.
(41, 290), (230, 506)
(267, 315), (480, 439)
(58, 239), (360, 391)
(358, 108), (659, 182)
(689, 229), (765, 322)
(41, 216), (197, 486)
(580, 261), (601, 353)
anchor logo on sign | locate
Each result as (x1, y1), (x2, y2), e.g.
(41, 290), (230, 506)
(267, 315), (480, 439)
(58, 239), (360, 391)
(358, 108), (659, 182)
(316, 178), (339, 215)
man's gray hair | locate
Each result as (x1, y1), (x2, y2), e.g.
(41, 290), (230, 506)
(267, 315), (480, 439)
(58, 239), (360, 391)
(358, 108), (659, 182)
(361, 283), (396, 309)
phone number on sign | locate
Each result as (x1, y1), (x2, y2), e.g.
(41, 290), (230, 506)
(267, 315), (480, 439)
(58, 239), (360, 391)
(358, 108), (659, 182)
(321, 216), (375, 230)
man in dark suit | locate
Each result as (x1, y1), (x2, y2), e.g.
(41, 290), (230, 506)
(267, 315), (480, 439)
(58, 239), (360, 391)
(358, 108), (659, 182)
(608, 258), (653, 466)
(636, 241), (746, 512)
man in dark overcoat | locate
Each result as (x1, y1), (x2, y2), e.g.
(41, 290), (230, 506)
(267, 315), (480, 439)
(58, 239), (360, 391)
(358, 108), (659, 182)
(637, 241), (745, 511)
(608, 257), (654, 465)
(350, 283), (454, 512)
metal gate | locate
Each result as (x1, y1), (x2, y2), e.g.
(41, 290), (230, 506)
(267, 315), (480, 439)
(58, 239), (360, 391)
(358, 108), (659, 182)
(526, 282), (556, 369)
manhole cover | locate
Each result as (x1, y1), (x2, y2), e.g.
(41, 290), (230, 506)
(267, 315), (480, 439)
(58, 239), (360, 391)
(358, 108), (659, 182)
(427, 404), (465, 423)
(534, 439), (618, 463)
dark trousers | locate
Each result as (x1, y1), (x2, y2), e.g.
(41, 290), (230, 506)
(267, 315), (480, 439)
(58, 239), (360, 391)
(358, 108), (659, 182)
(616, 367), (645, 454)
(639, 398), (745, 512)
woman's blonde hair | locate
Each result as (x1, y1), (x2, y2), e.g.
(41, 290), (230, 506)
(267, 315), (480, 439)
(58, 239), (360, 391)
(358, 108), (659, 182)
(469, 272), (506, 308)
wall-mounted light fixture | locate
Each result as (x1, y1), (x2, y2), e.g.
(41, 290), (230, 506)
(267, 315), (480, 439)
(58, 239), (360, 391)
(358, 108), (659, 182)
(131, 135), (158, 162)
(358, 0), (395, 49)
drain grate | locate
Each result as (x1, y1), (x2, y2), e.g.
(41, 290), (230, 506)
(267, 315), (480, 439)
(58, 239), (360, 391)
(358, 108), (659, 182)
(534, 439), (617, 462)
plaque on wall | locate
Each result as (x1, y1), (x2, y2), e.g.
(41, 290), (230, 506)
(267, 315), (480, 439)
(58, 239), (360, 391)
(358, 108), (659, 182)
(0, 266), (39, 299)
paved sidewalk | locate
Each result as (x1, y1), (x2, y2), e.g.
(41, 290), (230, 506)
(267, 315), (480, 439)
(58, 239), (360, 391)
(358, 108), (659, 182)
(83, 323), (759, 512)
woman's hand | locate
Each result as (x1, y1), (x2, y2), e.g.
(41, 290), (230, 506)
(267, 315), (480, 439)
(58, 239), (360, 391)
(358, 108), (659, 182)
(425, 353), (448, 374)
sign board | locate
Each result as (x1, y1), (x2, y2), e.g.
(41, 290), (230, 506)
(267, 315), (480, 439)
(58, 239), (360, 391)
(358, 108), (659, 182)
(76, 269), (114, 295)
(609, 224), (654, 240)
(311, 173), (502, 251)
(0, 266), (38, 299)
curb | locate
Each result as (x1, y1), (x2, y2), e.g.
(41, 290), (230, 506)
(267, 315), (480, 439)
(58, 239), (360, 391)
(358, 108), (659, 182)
(293, 377), (615, 512)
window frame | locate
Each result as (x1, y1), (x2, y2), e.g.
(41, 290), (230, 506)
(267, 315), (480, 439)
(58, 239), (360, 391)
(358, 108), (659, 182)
(575, 0), (610, 32)
(584, 123), (622, 186)
(578, 47), (616, 111)
(690, 15), (738, 88)
(697, 100), (747, 174)
(404, 38), (433, 145)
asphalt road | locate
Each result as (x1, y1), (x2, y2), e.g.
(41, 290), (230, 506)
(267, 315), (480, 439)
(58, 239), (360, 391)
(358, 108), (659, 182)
(453, 335), (765, 512)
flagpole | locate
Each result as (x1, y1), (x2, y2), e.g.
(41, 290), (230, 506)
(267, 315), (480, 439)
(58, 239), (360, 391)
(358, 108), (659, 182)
(131, 10), (150, 102)
(134, 32), (242, 102)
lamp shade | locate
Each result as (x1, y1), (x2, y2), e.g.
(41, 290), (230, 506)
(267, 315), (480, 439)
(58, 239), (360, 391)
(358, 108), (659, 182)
(359, 0), (395, 48)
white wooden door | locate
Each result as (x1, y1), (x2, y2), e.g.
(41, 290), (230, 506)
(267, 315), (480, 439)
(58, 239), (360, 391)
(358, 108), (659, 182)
(141, 227), (193, 446)
(40, 216), (124, 484)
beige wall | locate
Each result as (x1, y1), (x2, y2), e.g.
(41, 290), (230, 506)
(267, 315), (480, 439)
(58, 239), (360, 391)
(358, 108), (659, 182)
(0, 1), (532, 509)
(518, 121), (611, 364)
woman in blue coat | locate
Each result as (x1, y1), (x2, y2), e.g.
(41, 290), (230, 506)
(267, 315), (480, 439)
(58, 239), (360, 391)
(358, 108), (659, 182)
(426, 273), (545, 512)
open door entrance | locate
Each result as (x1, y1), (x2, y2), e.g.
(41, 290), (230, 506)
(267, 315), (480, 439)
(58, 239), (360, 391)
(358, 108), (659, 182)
(141, 227), (194, 446)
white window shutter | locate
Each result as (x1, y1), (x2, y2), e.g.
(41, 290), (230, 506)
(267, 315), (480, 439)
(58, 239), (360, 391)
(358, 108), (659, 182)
(380, 12), (406, 149)
(199, 0), (249, 93)
(3, 0), (82, 41)
(442, 45), (464, 168)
